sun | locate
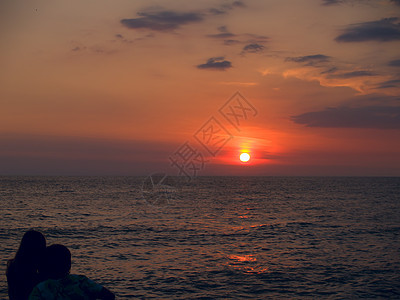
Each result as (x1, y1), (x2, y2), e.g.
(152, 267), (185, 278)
(240, 152), (250, 163)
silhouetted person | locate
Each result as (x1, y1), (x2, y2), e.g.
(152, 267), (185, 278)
(7, 230), (47, 300)
(29, 244), (115, 300)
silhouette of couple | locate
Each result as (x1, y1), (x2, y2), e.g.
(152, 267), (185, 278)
(7, 230), (115, 300)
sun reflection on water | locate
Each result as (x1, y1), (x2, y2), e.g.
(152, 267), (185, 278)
(226, 254), (269, 274)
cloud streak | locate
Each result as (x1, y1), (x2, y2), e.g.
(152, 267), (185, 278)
(376, 79), (400, 89)
(322, 0), (343, 5)
(207, 25), (237, 39)
(292, 106), (400, 129)
(120, 2), (246, 32)
(335, 18), (400, 42)
(197, 57), (232, 70)
(206, 25), (269, 52)
(286, 54), (331, 66)
(121, 10), (203, 32)
(389, 59), (400, 67)
(327, 70), (377, 79)
(209, 1), (246, 15)
(241, 43), (265, 54)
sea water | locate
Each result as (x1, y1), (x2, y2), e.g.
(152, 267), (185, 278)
(1, 176), (399, 299)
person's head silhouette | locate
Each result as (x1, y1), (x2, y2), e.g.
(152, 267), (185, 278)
(41, 244), (71, 279)
(15, 230), (46, 265)
(30, 244), (115, 299)
(7, 230), (46, 300)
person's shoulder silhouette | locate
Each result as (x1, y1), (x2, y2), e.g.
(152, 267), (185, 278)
(29, 244), (115, 300)
(7, 230), (46, 300)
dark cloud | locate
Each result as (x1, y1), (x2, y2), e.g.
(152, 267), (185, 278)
(207, 26), (236, 39)
(224, 39), (241, 45)
(292, 106), (400, 129)
(197, 57), (232, 70)
(286, 54), (331, 66)
(209, 1), (246, 15)
(232, 1), (246, 8)
(121, 10), (203, 32)
(389, 59), (400, 67)
(323, 0), (399, 7)
(321, 67), (338, 74)
(209, 8), (226, 15)
(244, 33), (269, 43)
(113, 33), (133, 44)
(71, 45), (115, 55)
(335, 18), (400, 42)
(327, 70), (377, 79)
(322, 0), (343, 5)
(376, 79), (400, 89)
(121, 2), (245, 32)
(207, 27), (268, 49)
(242, 43), (265, 54)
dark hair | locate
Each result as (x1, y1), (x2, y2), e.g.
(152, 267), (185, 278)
(13, 230), (46, 266)
(41, 244), (71, 279)
(7, 230), (46, 300)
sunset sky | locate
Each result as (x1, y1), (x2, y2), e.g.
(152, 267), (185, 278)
(1, 0), (399, 176)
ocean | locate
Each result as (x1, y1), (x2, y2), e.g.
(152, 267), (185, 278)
(1, 176), (399, 299)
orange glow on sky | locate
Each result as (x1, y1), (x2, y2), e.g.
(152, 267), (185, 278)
(0, 0), (399, 176)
